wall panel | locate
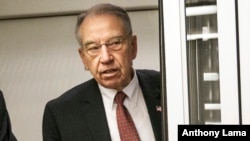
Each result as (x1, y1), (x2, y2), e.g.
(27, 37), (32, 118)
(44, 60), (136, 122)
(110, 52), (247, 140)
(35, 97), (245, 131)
(0, 0), (157, 19)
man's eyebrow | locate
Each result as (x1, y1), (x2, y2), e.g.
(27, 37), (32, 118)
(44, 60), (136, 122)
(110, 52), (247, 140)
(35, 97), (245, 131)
(83, 41), (98, 47)
(106, 35), (125, 42)
(83, 34), (124, 46)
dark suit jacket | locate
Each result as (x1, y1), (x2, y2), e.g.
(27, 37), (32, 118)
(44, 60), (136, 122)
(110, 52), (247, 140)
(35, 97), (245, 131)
(42, 69), (162, 141)
(0, 90), (17, 141)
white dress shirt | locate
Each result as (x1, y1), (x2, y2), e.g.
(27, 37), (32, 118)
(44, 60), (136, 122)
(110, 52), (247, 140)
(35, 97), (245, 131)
(99, 70), (155, 141)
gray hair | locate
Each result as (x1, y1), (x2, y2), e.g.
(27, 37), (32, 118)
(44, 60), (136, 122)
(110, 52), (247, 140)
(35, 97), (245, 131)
(75, 3), (133, 47)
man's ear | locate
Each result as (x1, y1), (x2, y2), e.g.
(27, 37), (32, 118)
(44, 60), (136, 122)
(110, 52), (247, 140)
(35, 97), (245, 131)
(131, 35), (137, 60)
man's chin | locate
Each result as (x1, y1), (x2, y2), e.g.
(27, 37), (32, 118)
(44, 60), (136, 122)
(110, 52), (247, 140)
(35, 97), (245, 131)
(100, 81), (122, 90)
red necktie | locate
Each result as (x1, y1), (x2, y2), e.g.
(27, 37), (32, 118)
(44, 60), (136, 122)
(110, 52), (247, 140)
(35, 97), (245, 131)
(115, 91), (140, 141)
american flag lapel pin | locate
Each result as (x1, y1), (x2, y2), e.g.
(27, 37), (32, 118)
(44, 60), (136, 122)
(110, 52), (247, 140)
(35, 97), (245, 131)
(156, 105), (162, 112)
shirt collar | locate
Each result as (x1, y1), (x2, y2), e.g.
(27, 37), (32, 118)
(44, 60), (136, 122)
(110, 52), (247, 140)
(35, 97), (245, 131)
(99, 69), (139, 110)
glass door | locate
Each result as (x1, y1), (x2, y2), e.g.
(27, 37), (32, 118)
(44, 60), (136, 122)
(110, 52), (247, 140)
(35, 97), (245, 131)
(163, 0), (240, 140)
(184, 0), (240, 125)
(185, 0), (220, 124)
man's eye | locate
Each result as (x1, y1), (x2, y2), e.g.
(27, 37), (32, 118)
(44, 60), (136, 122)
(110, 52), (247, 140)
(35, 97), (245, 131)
(110, 40), (122, 46)
(88, 46), (100, 51)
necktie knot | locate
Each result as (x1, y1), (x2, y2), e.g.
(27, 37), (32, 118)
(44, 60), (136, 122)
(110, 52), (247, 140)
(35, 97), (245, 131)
(115, 91), (126, 105)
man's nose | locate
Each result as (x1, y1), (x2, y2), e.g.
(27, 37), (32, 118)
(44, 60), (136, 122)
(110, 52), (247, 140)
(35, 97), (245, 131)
(99, 45), (113, 63)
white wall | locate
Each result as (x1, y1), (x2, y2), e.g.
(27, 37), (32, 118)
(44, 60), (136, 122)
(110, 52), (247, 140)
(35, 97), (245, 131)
(0, 5), (159, 141)
(0, 0), (157, 19)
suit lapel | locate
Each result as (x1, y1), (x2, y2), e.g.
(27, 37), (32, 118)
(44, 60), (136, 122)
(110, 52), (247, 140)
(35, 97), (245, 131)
(137, 71), (162, 141)
(79, 80), (111, 141)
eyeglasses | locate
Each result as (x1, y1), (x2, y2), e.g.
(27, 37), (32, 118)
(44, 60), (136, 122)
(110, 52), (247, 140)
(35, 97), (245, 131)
(83, 33), (130, 56)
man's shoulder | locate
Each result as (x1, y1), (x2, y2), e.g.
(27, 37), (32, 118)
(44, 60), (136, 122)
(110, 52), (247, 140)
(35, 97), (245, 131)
(136, 69), (160, 78)
(136, 69), (160, 86)
(45, 78), (97, 107)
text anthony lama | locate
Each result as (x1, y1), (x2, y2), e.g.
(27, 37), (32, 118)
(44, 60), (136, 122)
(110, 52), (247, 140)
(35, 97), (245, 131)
(182, 129), (246, 138)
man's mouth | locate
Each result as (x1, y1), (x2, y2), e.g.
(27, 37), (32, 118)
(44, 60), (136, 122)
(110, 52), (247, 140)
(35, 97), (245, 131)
(102, 69), (117, 74)
(101, 69), (119, 78)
